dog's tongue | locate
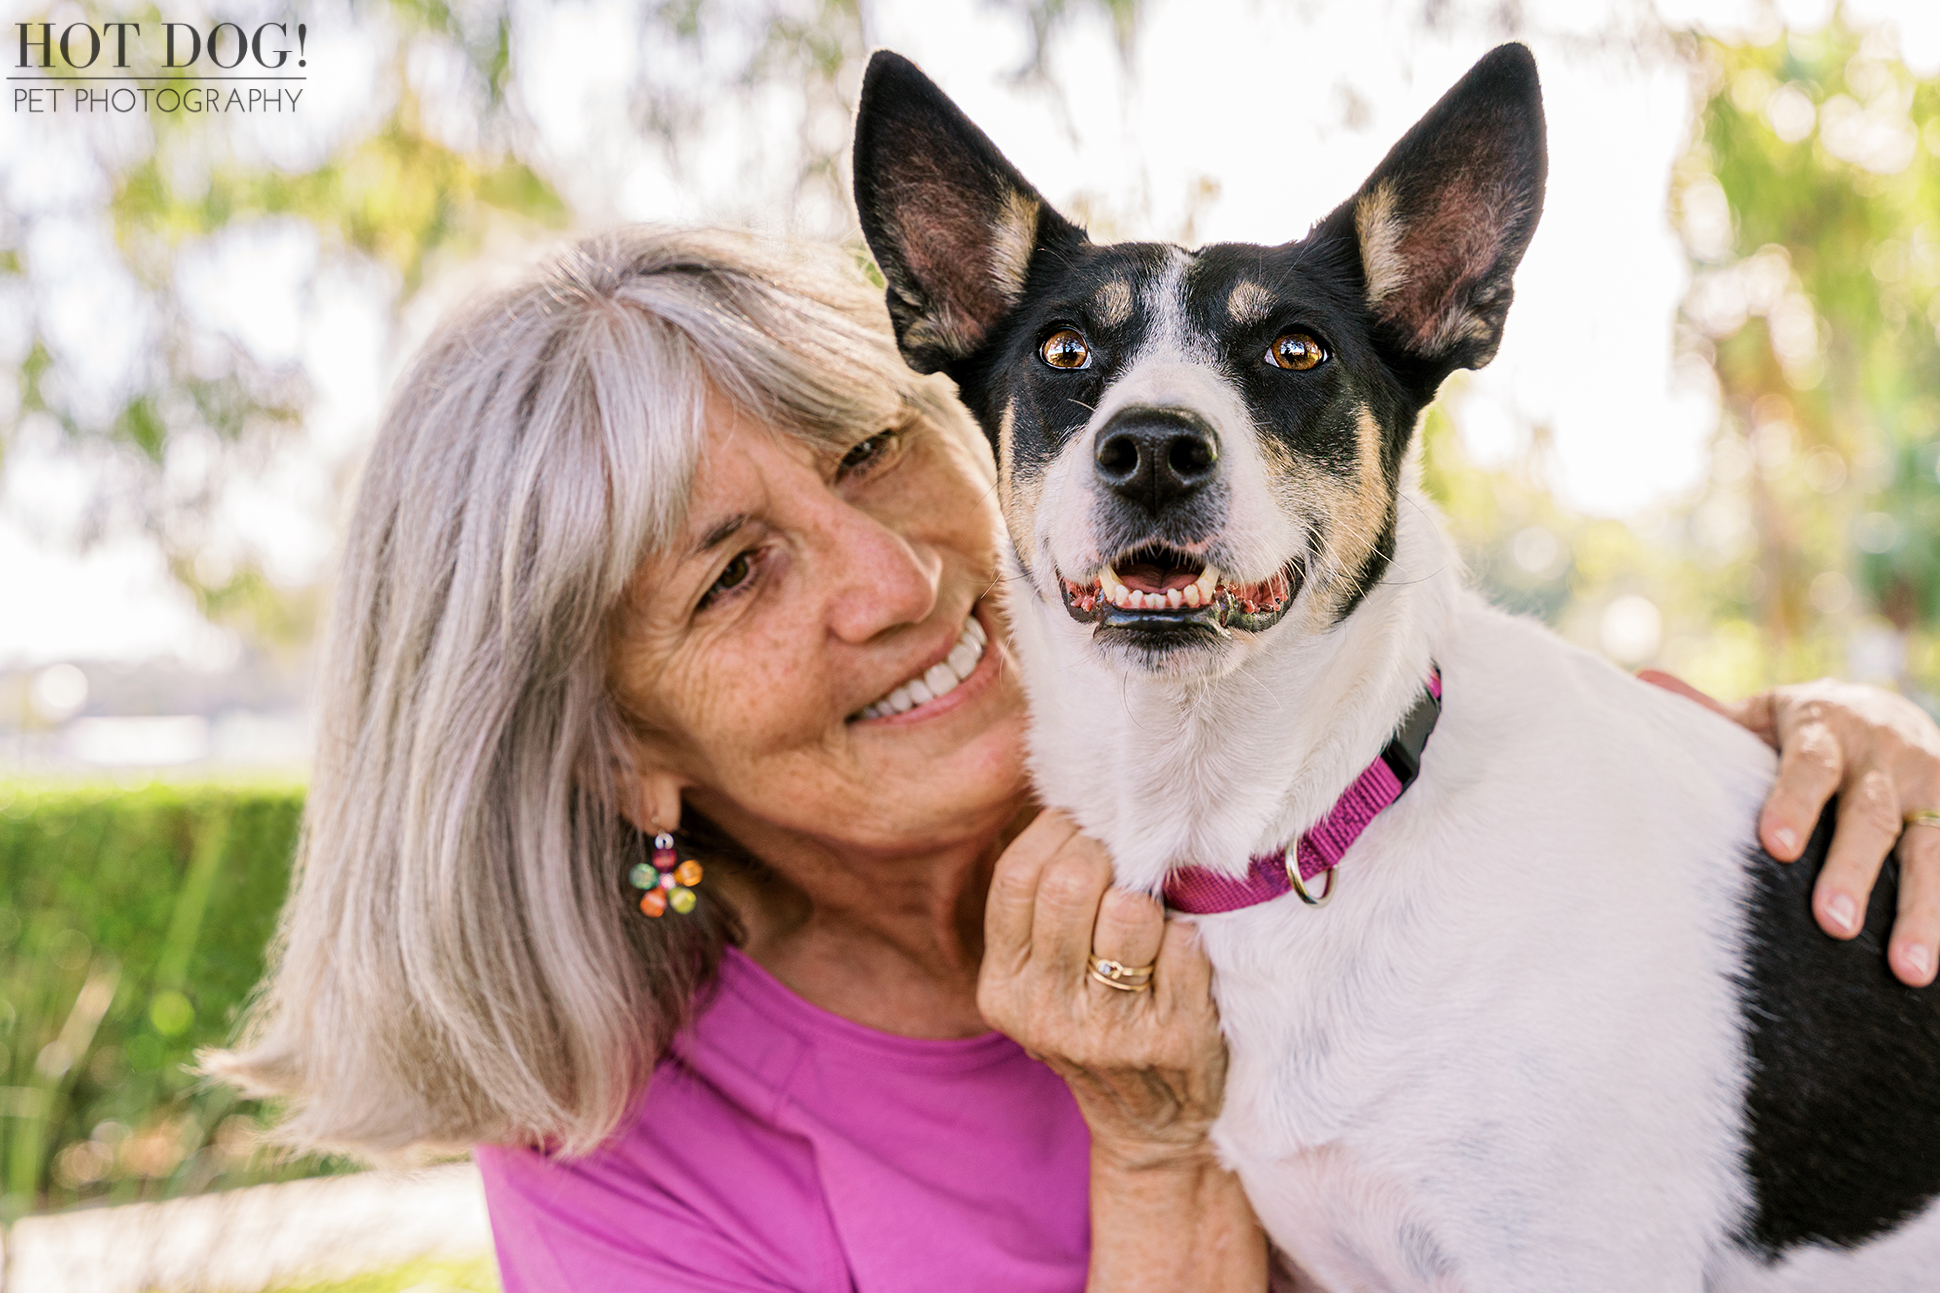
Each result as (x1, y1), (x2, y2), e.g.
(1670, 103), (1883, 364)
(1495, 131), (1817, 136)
(1115, 558), (1201, 594)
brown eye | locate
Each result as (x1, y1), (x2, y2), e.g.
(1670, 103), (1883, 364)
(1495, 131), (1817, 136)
(840, 430), (898, 475)
(1040, 328), (1091, 370)
(1267, 332), (1326, 371)
(701, 551), (757, 608)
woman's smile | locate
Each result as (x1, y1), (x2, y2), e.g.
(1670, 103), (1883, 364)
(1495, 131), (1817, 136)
(851, 605), (995, 724)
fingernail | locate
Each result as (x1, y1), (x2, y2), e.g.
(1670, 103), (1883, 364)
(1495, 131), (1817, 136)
(1905, 944), (1934, 982)
(1827, 894), (1858, 934)
(1773, 826), (1799, 855)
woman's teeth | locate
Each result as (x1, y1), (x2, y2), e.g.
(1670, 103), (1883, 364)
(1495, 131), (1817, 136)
(855, 615), (988, 720)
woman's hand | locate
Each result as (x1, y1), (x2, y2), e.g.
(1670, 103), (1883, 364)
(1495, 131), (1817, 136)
(1640, 672), (1940, 987)
(979, 809), (1267, 1290)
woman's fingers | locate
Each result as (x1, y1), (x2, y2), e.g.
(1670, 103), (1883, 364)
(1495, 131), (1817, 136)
(1152, 915), (1215, 1020)
(1814, 767), (1902, 938)
(1762, 705), (1846, 862)
(1892, 828), (1940, 987)
(1090, 885), (1164, 985)
(983, 808), (1079, 975)
(1030, 826), (1115, 983)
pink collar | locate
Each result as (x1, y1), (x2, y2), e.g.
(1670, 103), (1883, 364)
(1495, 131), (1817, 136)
(1162, 669), (1442, 914)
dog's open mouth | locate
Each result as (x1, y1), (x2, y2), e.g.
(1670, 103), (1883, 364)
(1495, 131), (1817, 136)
(1060, 545), (1301, 635)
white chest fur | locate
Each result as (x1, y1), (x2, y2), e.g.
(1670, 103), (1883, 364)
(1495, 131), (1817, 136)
(1004, 498), (1796, 1289)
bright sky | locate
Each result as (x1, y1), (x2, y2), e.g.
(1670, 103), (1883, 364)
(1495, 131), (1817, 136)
(3, 0), (1939, 668)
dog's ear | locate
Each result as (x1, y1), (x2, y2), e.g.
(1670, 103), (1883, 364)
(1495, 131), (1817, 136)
(1322, 43), (1546, 388)
(852, 50), (1085, 374)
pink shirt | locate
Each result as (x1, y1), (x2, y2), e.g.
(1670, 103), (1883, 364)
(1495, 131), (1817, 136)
(475, 947), (1093, 1290)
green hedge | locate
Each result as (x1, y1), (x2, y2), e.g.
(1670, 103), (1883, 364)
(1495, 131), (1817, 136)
(0, 780), (343, 1219)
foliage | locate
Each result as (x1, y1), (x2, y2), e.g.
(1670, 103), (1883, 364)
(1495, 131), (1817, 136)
(1415, 8), (1940, 706)
(248, 1254), (500, 1293)
(3, 1), (569, 652)
(2, 0), (1141, 659)
(1663, 14), (1940, 698)
(0, 779), (330, 1221)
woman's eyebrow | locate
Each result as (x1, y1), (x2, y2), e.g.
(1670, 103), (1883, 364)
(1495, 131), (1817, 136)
(688, 512), (753, 559)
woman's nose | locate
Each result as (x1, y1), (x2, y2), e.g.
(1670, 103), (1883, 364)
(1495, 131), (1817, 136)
(818, 500), (941, 643)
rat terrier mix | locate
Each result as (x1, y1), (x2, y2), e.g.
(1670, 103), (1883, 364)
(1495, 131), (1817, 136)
(852, 42), (1940, 1291)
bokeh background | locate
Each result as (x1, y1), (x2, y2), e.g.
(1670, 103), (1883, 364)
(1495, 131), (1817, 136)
(1, 0), (1937, 1286)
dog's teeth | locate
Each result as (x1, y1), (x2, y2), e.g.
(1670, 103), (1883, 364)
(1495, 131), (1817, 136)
(1099, 565), (1127, 593)
(1196, 565), (1221, 595)
(1167, 588), (1184, 609)
(1184, 584), (1202, 608)
(1127, 590), (1145, 609)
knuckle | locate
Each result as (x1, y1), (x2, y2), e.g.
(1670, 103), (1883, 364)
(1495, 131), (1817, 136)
(1037, 864), (1097, 909)
(1850, 770), (1901, 820)
(1099, 886), (1161, 930)
(1791, 724), (1842, 770)
(1905, 757), (1940, 803)
(989, 860), (1036, 903)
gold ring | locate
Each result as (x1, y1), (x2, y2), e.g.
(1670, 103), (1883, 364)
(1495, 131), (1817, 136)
(1907, 810), (1940, 831)
(1086, 955), (1155, 992)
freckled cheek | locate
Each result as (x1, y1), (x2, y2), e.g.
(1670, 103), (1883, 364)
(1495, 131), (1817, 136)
(880, 473), (1002, 575)
(656, 630), (842, 777)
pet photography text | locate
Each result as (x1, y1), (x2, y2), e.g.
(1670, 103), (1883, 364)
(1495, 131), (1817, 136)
(11, 19), (307, 115)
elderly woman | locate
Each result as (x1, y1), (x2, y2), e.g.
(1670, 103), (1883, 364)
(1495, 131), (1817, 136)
(214, 228), (1940, 1291)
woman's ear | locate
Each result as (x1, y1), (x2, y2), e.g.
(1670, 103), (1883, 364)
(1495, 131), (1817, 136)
(618, 767), (685, 837)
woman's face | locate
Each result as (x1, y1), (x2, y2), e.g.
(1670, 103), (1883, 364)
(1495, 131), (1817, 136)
(613, 400), (1031, 868)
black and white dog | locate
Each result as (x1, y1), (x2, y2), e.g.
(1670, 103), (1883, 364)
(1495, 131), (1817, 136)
(852, 43), (1940, 1291)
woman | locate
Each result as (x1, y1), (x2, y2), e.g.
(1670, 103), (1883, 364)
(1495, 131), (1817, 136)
(212, 228), (1940, 1290)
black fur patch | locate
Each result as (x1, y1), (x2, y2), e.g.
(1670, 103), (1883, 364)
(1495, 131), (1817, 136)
(1735, 802), (1940, 1254)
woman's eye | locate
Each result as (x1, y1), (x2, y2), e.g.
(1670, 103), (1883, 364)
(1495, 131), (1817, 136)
(840, 430), (899, 476)
(1040, 328), (1091, 370)
(1266, 332), (1327, 371)
(699, 550), (758, 609)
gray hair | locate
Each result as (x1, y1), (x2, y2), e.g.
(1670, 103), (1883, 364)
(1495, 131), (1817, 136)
(206, 227), (979, 1155)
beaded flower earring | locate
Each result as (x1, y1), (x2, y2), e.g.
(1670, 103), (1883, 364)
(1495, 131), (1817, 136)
(630, 827), (704, 917)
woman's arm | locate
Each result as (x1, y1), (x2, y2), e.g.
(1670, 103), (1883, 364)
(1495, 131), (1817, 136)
(1640, 672), (1940, 987)
(979, 810), (1269, 1292)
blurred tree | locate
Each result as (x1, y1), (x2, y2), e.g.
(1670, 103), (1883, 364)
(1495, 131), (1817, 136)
(3, 1), (568, 653)
(1670, 11), (1940, 701)
(0, 0), (1135, 657)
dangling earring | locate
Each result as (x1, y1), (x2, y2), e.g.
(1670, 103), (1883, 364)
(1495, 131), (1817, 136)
(631, 823), (704, 917)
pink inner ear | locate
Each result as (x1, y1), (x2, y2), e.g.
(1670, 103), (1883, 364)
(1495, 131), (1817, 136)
(887, 160), (1010, 348)
(1386, 174), (1514, 350)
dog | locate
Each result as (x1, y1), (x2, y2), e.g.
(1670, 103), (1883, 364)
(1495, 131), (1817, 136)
(851, 42), (1940, 1291)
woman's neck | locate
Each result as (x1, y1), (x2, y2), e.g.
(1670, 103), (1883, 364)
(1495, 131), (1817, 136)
(710, 799), (1037, 1039)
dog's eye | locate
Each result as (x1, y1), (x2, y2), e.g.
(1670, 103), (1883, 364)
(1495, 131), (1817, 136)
(1040, 328), (1091, 370)
(1266, 333), (1327, 372)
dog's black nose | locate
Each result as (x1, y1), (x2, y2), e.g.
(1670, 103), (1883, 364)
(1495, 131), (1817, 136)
(1093, 410), (1220, 513)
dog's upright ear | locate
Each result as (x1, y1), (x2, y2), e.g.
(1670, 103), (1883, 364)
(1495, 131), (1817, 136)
(852, 51), (1084, 374)
(1321, 43), (1546, 393)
